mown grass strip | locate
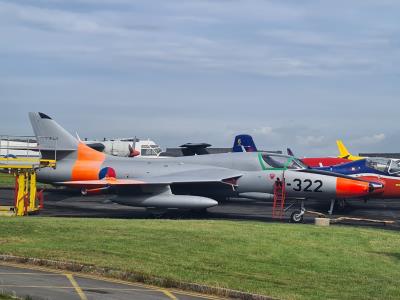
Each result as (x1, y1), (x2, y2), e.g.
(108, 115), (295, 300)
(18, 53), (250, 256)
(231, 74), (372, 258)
(0, 218), (399, 300)
(0, 293), (19, 300)
(0, 174), (15, 188)
(0, 173), (49, 189)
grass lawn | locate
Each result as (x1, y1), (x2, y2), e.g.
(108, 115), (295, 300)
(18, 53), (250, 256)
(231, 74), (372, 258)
(0, 294), (18, 300)
(0, 218), (399, 300)
(0, 173), (15, 187)
(0, 173), (49, 189)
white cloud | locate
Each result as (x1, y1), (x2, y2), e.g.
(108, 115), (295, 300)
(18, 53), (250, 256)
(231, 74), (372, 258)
(0, 0), (400, 157)
(296, 135), (326, 147)
(0, 2), (134, 36)
(1, 0), (396, 77)
(259, 29), (391, 49)
(253, 126), (274, 136)
(353, 133), (386, 145)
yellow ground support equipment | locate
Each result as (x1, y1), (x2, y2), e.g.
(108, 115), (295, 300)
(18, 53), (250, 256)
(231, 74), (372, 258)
(0, 136), (56, 216)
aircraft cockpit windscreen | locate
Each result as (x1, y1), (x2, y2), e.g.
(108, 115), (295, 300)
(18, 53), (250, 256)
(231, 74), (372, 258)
(287, 157), (308, 169)
(261, 154), (306, 170)
(388, 159), (400, 175)
(366, 158), (390, 173)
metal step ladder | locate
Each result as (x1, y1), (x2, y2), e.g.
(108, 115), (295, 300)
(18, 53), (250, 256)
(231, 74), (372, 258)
(272, 178), (286, 219)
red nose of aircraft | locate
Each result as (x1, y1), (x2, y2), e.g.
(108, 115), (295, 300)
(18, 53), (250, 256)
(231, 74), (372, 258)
(336, 178), (384, 198)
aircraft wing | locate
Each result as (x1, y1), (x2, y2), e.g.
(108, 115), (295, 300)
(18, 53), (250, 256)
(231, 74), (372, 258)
(58, 168), (242, 210)
(58, 168), (242, 187)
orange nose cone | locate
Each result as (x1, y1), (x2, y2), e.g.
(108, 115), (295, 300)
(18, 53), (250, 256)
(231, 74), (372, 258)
(336, 177), (370, 198)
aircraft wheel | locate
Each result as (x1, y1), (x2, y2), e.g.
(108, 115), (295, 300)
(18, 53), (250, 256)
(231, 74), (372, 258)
(290, 211), (304, 223)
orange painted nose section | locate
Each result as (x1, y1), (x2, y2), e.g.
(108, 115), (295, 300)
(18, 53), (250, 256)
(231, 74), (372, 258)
(336, 177), (370, 198)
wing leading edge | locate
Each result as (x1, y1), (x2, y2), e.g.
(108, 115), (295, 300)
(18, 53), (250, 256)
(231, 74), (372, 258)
(58, 168), (243, 188)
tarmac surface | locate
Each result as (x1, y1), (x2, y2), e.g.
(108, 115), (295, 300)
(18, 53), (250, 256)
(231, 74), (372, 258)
(1, 187), (400, 229)
(0, 262), (221, 300)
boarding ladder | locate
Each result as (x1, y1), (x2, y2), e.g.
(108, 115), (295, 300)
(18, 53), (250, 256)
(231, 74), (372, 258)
(0, 136), (57, 216)
(272, 177), (286, 219)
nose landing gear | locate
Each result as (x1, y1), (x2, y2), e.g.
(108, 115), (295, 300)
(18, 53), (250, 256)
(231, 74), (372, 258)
(289, 200), (305, 223)
(290, 210), (305, 223)
(288, 199), (338, 223)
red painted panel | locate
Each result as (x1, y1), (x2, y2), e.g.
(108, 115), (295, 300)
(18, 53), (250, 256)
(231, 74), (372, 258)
(301, 157), (351, 168)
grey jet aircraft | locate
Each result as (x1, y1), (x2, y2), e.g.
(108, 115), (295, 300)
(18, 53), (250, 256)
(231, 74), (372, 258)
(29, 112), (383, 222)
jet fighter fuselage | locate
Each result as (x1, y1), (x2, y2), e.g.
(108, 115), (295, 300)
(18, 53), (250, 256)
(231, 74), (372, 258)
(30, 112), (382, 210)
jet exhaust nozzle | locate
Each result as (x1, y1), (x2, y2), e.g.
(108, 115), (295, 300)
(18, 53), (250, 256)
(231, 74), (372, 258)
(368, 182), (384, 193)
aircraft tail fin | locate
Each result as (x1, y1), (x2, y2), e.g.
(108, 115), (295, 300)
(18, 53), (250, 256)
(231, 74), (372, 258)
(232, 134), (258, 152)
(336, 140), (351, 159)
(29, 112), (79, 154)
(287, 148), (295, 156)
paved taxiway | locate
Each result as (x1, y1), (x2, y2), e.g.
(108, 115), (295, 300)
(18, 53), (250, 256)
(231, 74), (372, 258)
(0, 262), (221, 300)
(1, 188), (399, 229)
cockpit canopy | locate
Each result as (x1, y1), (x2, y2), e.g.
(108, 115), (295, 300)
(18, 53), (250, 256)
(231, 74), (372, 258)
(389, 159), (400, 175)
(261, 153), (307, 170)
(141, 144), (162, 156)
(366, 157), (400, 175)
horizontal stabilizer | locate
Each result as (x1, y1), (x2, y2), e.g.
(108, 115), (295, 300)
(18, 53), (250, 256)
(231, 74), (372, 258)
(85, 142), (106, 152)
(179, 143), (212, 156)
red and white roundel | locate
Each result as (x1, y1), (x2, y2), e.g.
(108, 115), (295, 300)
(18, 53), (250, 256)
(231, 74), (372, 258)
(98, 167), (116, 179)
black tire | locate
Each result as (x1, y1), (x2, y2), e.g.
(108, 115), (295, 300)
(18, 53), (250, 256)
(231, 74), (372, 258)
(290, 210), (304, 223)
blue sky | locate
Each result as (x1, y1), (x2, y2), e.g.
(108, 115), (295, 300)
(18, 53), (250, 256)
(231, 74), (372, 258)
(0, 0), (399, 156)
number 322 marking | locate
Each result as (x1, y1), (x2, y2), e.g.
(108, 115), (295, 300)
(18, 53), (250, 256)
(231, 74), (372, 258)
(292, 179), (323, 192)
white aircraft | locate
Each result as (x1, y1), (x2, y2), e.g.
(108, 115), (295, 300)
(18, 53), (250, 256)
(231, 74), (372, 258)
(1, 136), (162, 159)
(85, 137), (162, 158)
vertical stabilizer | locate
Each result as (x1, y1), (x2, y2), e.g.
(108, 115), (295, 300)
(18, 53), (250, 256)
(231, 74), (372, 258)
(29, 112), (78, 151)
(336, 140), (351, 159)
(232, 134), (258, 152)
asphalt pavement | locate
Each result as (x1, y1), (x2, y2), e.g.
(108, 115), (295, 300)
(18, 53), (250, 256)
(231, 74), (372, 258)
(0, 262), (222, 300)
(1, 187), (400, 229)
